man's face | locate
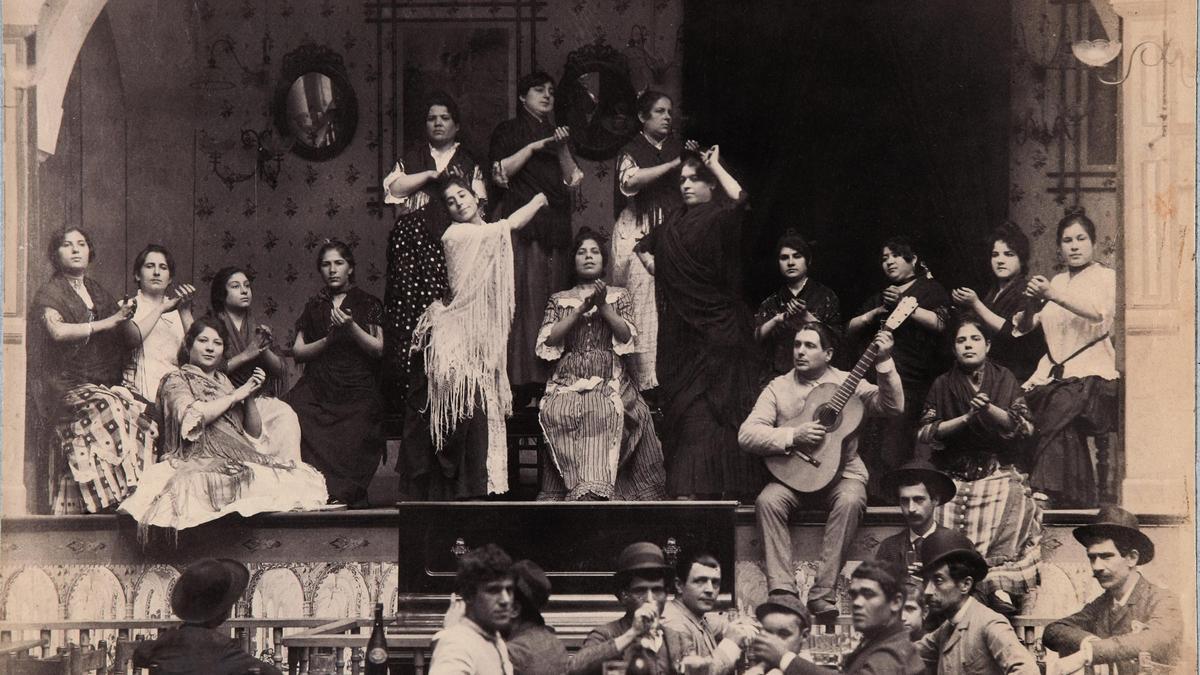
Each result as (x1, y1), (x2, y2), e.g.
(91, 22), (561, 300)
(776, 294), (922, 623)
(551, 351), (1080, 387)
(677, 562), (721, 615)
(467, 577), (515, 633)
(620, 575), (667, 615)
(793, 329), (832, 377)
(901, 587), (925, 640)
(922, 564), (970, 619)
(848, 578), (899, 634)
(1086, 539), (1139, 592)
(898, 483), (937, 535)
(760, 611), (808, 653)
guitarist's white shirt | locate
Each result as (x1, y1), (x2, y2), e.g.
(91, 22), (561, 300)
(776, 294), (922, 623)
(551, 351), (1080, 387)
(737, 362), (905, 484)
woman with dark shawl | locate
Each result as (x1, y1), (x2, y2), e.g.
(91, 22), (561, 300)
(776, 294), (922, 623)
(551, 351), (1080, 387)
(916, 319), (1042, 601)
(209, 267), (289, 398)
(285, 241), (385, 507)
(30, 227), (153, 513)
(634, 146), (766, 499)
(489, 71), (583, 402)
(950, 223), (1045, 383)
(381, 92), (484, 404)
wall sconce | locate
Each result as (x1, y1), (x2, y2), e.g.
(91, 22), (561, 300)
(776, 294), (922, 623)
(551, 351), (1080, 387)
(241, 128), (294, 190)
(190, 37), (269, 92)
(623, 24), (679, 86)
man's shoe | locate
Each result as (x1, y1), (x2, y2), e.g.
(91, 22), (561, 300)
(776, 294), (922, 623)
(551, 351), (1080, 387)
(807, 599), (840, 625)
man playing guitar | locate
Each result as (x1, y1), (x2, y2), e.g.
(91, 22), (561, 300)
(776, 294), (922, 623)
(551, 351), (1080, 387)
(739, 322), (904, 624)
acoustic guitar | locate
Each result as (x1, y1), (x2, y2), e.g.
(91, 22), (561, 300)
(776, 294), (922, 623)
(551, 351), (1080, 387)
(764, 297), (918, 492)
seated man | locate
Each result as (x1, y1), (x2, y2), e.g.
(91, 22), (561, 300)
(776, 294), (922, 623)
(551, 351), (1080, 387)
(875, 459), (957, 572)
(740, 324), (903, 622)
(430, 544), (516, 675)
(132, 558), (283, 675)
(661, 550), (758, 675)
(750, 561), (923, 674)
(571, 542), (695, 675)
(915, 530), (1038, 675)
(742, 594), (810, 675)
(1042, 505), (1181, 674)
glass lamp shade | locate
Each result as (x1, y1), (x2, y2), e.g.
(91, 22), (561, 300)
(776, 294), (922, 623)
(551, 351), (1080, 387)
(1071, 39), (1122, 67)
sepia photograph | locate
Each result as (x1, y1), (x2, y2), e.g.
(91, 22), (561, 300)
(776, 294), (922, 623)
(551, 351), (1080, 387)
(0, 0), (1195, 673)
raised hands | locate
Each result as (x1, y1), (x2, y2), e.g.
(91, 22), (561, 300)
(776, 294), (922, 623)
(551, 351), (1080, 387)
(165, 283), (197, 312)
(330, 305), (353, 331)
(951, 287), (979, 307)
(882, 285), (902, 309)
(1024, 275), (1052, 302)
(533, 126), (572, 151)
(237, 367), (267, 400)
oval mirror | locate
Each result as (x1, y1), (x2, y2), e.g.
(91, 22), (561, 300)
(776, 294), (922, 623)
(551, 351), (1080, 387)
(273, 45), (358, 161)
(554, 44), (639, 161)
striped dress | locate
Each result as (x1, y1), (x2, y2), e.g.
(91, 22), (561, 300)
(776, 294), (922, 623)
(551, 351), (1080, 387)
(535, 287), (666, 500)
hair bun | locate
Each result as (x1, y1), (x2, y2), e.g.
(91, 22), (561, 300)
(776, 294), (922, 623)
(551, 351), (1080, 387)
(1064, 205), (1087, 218)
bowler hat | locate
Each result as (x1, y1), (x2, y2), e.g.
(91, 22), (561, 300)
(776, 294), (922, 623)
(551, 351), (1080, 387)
(1073, 504), (1155, 565)
(755, 594), (811, 630)
(511, 559), (553, 613)
(614, 542), (673, 583)
(916, 529), (988, 585)
(171, 558), (250, 624)
(882, 459), (957, 504)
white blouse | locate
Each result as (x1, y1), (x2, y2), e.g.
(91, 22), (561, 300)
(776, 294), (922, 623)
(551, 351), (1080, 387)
(1013, 263), (1119, 388)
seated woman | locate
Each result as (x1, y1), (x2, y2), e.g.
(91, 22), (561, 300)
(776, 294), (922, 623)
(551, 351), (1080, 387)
(536, 228), (666, 501)
(285, 241), (385, 507)
(753, 229), (842, 377)
(916, 319), (1042, 603)
(120, 317), (327, 531)
(31, 227), (154, 513)
(633, 146), (766, 500)
(123, 244), (195, 402)
(1013, 207), (1119, 508)
(950, 224), (1045, 383)
(409, 177), (549, 498)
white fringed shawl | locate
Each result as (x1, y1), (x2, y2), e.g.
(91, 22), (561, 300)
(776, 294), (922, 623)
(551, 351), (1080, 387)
(412, 219), (515, 494)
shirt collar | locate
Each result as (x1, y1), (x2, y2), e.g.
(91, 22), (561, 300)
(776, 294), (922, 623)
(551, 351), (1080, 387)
(949, 596), (975, 627)
(792, 366), (845, 387)
(429, 142), (461, 159)
(1113, 573), (1141, 607)
(909, 522), (937, 543)
(641, 132), (667, 150)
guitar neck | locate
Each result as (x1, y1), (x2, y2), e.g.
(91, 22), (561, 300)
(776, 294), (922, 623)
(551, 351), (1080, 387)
(828, 344), (880, 412)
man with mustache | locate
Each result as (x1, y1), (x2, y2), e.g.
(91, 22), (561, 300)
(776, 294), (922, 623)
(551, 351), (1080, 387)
(873, 460), (957, 575)
(1042, 506), (1181, 674)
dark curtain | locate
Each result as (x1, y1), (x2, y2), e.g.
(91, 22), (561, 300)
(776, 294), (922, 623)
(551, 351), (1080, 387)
(682, 0), (1011, 316)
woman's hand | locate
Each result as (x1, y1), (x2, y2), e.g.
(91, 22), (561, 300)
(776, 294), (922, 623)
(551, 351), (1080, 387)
(591, 280), (608, 307)
(951, 287), (980, 308)
(236, 367), (267, 400)
(255, 324), (274, 349)
(164, 283), (197, 312)
(702, 144), (720, 168)
(239, 335), (267, 360)
(783, 297), (806, 319)
(103, 299), (136, 329)
(882, 285), (902, 308)
(968, 392), (991, 413)
(578, 290), (597, 315)
(1024, 275), (1052, 301)
(330, 306), (353, 330)
(552, 126), (571, 147)
(683, 139), (700, 153)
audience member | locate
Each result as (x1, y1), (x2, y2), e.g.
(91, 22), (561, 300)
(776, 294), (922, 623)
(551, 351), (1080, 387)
(382, 91), (483, 403)
(754, 230), (843, 377)
(571, 542), (695, 675)
(123, 244), (195, 402)
(536, 228), (666, 500)
(874, 460), (957, 573)
(31, 227), (153, 513)
(490, 70), (583, 403)
(635, 146), (766, 499)
(1014, 207), (1119, 508)
(506, 559), (569, 675)
(286, 241), (385, 507)
(914, 529), (1038, 674)
(610, 90), (693, 391)
(132, 558), (282, 675)
(742, 594), (809, 675)
(750, 561), (923, 674)
(740, 324), (902, 623)
(950, 224), (1045, 382)
(901, 578), (927, 641)
(430, 544), (516, 675)
(917, 319), (1043, 603)
(1042, 506), (1180, 674)
(661, 550), (757, 674)
(120, 317), (327, 532)
(408, 179), (548, 498)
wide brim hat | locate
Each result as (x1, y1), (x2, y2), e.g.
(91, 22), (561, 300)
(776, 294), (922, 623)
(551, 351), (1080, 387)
(171, 558), (250, 624)
(916, 529), (988, 584)
(511, 559), (553, 613)
(1073, 505), (1155, 565)
(614, 542), (674, 584)
(755, 594), (811, 631)
(882, 459), (957, 504)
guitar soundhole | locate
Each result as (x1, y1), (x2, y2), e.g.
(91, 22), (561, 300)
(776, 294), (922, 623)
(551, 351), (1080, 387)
(815, 404), (839, 428)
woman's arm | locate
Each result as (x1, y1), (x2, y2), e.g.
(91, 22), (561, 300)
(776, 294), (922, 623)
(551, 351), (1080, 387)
(1044, 284), (1107, 323)
(635, 251), (655, 276)
(623, 158), (682, 193)
(705, 147), (744, 201)
(847, 306), (885, 336)
(496, 136), (554, 181)
(951, 288), (1007, 334)
(242, 394), (263, 438)
(907, 306), (946, 333)
(291, 329), (329, 363)
(344, 322), (384, 359)
(592, 285), (631, 343)
(555, 130), (583, 187)
(386, 166), (439, 201)
(190, 370), (262, 427)
(505, 193), (550, 231)
(43, 305), (131, 343)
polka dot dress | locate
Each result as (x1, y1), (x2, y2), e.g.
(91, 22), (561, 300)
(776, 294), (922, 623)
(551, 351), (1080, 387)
(382, 208), (449, 405)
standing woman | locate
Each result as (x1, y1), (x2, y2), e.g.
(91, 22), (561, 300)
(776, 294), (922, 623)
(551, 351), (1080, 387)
(536, 228), (666, 501)
(753, 230), (842, 377)
(634, 146), (766, 500)
(286, 241), (385, 507)
(489, 71), (583, 403)
(1013, 207), (1118, 508)
(610, 91), (693, 391)
(30, 227), (153, 513)
(381, 92), (486, 402)
(123, 244), (196, 402)
(847, 236), (950, 486)
(950, 224), (1045, 383)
